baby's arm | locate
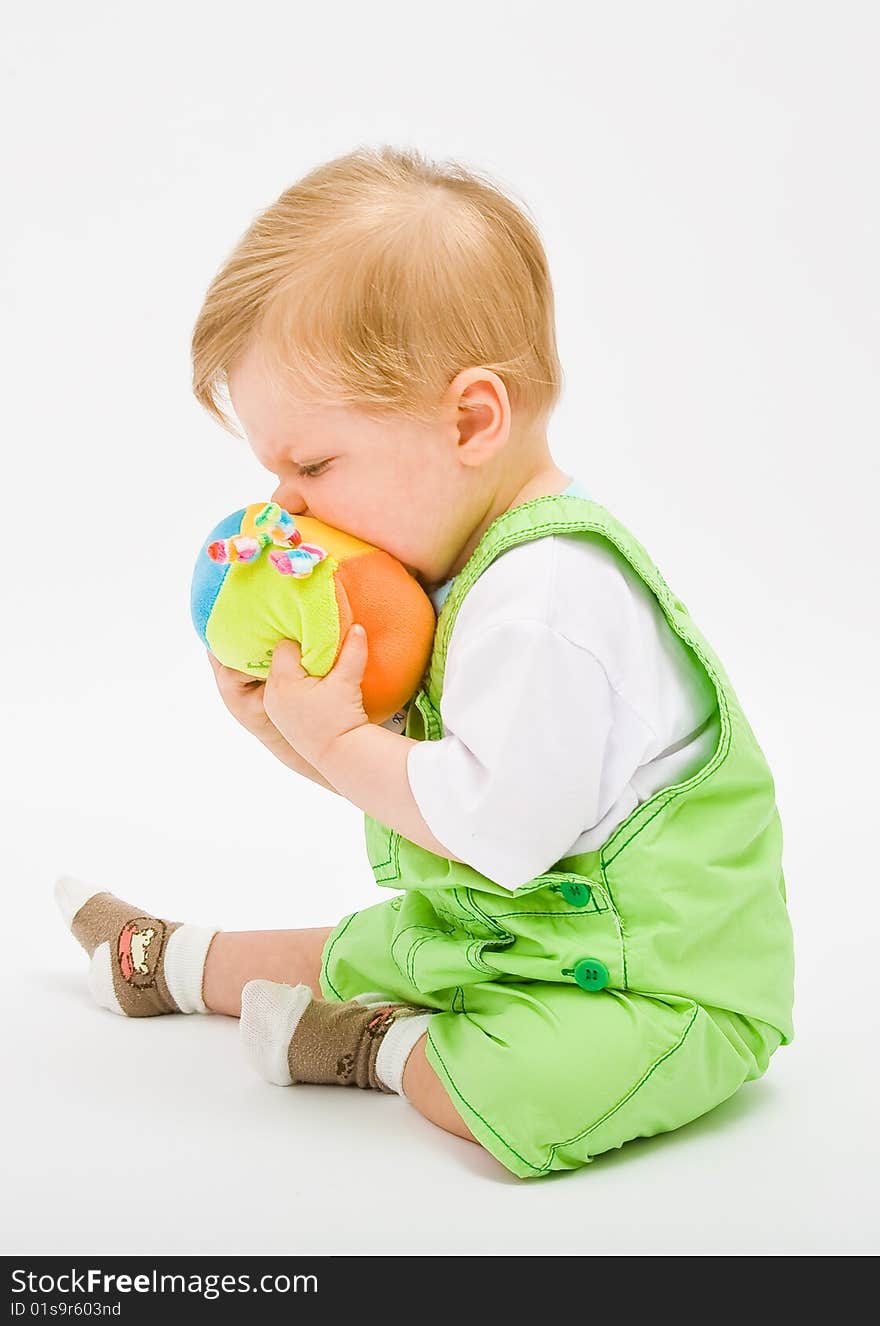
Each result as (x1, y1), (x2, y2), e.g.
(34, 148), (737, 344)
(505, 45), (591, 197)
(254, 722), (340, 793)
(315, 726), (467, 862)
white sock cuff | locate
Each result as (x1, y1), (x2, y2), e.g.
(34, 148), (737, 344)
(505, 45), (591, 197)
(375, 1011), (436, 1096)
(240, 980), (314, 1086)
(163, 925), (219, 1014)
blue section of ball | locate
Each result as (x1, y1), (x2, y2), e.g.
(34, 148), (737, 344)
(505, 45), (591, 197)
(190, 507), (248, 645)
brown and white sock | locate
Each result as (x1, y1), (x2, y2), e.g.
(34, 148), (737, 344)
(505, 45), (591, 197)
(54, 874), (220, 1017)
(239, 979), (436, 1095)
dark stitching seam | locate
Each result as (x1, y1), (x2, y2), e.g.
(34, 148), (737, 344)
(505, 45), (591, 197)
(463, 888), (513, 939)
(320, 912), (359, 1001)
(426, 1032), (542, 1174)
(390, 923), (455, 988)
(365, 820), (396, 878)
(601, 692), (731, 867)
(465, 939), (500, 974)
(489, 908), (604, 919)
(406, 931), (443, 988)
(431, 502), (672, 677)
(547, 1001), (702, 1163)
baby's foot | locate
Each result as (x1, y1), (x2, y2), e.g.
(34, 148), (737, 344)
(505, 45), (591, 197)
(239, 980), (435, 1094)
(54, 875), (220, 1017)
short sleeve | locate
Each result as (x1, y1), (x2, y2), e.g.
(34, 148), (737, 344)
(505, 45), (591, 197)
(405, 619), (616, 891)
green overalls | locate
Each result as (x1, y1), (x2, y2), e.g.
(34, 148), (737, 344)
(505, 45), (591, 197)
(319, 493), (796, 1178)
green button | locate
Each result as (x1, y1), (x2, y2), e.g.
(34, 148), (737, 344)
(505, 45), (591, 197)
(571, 958), (609, 992)
(560, 881), (592, 908)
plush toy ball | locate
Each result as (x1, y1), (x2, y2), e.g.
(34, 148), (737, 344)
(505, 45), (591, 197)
(191, 501), (436, 725)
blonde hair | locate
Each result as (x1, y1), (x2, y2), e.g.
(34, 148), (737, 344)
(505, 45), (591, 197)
(191, 144), (563, 435)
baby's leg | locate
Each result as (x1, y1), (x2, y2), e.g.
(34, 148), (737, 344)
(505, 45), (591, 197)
(53, 874), (330, 1020)
(207, 933), (478, 1144)
(402, 1035), (477, 1143)
(202, 927), (334, 1015)
(55, 876), (478, 1147)
(239, 980), (479, 1146)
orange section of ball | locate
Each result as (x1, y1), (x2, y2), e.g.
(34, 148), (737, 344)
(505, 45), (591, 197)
(332, 551), (437, 723)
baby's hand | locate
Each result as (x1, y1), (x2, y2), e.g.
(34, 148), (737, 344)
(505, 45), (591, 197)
(263, 629), (369, 770)
(205, 650), (339, 793)
(206, 651), (277, 744)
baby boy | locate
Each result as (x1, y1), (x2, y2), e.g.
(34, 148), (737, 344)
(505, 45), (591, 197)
(55, 144), (794, 1179)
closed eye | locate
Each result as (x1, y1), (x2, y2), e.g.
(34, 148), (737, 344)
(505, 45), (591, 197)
(296, 460), (331, 478)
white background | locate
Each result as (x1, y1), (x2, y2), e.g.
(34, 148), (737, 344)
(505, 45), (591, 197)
(2, 1), (877, 1256)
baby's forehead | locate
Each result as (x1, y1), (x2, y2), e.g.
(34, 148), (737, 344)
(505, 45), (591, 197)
(229, 348), (323, 423)
(230, 356), (359, 446)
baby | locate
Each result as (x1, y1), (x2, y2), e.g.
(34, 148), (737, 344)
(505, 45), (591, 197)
(55, 145), (795, 1179)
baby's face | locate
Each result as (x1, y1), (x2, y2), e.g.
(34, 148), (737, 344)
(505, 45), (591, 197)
(227, 341), (489, 588)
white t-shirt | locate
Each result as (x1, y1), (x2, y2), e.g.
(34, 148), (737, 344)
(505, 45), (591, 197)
(382, 479), (721, 892)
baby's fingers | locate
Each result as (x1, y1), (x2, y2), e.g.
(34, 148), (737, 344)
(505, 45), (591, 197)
(207, 650), (263, 690)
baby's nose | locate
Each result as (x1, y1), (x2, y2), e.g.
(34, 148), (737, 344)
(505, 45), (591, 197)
(271, 486), (310, 518)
